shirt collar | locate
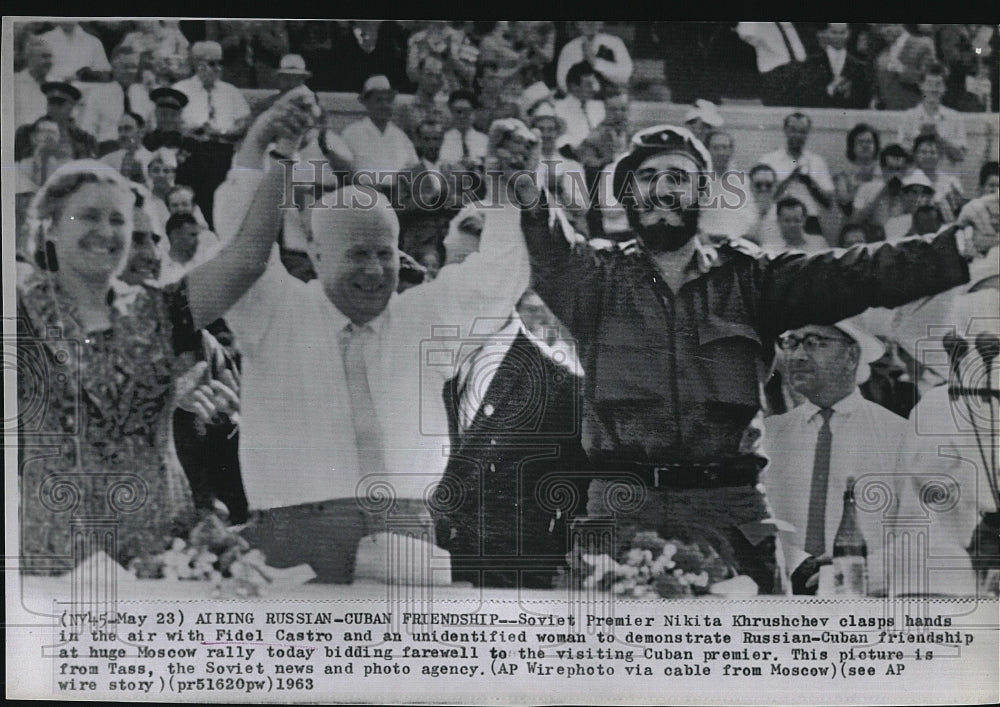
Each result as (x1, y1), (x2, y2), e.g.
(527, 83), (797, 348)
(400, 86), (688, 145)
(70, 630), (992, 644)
(801, 388), (865, 423)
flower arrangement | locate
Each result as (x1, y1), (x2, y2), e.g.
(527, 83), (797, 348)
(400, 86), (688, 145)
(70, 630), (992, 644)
(567, 531), (737, 598)
(129, 515), (272, 597)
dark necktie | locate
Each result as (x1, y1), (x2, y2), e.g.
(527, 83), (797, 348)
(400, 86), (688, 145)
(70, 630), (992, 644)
(461, 130), (470, 161)
(775, 22), (800, 64)
(804, 407), (835, 556)
(122, 85), (132, 116)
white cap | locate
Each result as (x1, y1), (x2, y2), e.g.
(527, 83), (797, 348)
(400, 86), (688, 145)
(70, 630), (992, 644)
(278, 54), (311, 76)
(360, 75), (395, 100)
(683, 99), (724, 128)
(901, 169), (935, 192)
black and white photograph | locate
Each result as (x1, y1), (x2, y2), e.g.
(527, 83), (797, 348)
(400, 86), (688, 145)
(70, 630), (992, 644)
(3, 16), (998, 704)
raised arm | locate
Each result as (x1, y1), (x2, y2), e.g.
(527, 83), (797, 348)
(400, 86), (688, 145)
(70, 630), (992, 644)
(186, 86), (319, 329)
(757, 226), (972, 338)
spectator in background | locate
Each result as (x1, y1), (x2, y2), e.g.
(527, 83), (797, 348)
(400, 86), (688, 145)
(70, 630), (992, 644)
(395, 118), (462, 264)
(798, 23), (872, 109)
(15, 117), (72, 198)
(744, 163), (781, 245)
(159, 212), (222, 285)
(205, 20), (289, 89)
(173, 41), (251, 227)
(936, 23), (995, 111)
(883, 170), (936, 241)
(556, 21), (633, 95)
(407, 21), (477, 95)
(439, 89), (488, 170)
(143, 87), (189, 152)
(341, 75), (419, 191)
(510, 21), (556, 87)
(166, 184), (210, 230)
(897, 63), (968, 164)
(554, 62), (605, 155)
(834, 123), (881, 220)
(838, 222), (870, 247)
(146, 148), (182, 234)
(100, 111), (153, 187)
(15, 82), (97, 161)
(173, 41), (251, 139)
(531, 104), (587, 231)
(683, 99), (725, 145)
(736, 21), (807, 106)
(578, 90), (631, 175)
(14, 35), (53, 129)
(762, 197), (830, 255)
(477, 22), (528, 97)
(913, 134), (966, 222)
(326, 20), (411, 93)
(78, 45), (154, 155)
(875, 23), (937, 110)
(39, 21), (111, 82)
(759, 112), (834, 237)
(980, 161), (1000, 196)
(119, 20), (191, 85)
(397, 55), (452, 139)
(699, 130), (759, 243)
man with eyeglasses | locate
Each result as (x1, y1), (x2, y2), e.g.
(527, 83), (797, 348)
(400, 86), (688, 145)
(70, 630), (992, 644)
(173, 41), (251, 230)
(745, 163), (781, 245)
(514, 123), (976, 593)
(764, 320), (907, 594)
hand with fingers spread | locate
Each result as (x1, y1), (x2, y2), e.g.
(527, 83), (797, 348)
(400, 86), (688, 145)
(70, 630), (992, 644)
(175, 361), (241, 425)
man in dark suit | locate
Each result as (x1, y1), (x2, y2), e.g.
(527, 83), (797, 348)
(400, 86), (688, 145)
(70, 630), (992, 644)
(798, 23), (872, 109)
(434, 291), (592, 589)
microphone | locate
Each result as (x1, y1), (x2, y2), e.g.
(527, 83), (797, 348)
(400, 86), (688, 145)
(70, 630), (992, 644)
(943, 333), (970, 400)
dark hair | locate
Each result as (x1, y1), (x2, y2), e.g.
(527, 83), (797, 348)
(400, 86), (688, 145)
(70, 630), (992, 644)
(166, 212), (198, 235)
(448, 88), (479, 109)
(912, 133), (939, 155)
(776, 196), (806, 216)
(782, 112), (811, 129)
(920, 62), (948, 82)
(879, 143), (911, 169)
(838, 222), (869, 247)
(748, 163), (776, 180)
(110, 44), (138, 62)
(565, 61), (596, 88)
(845, 123), (880, 162)
(121, 110), (145, 130)
(979, 161), (999, 188)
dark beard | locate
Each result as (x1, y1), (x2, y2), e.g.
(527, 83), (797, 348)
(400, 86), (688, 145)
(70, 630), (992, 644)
(629, 206), (700, 252)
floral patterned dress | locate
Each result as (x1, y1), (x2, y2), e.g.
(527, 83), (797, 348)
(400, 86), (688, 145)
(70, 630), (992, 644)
(17, 274), (200, 574)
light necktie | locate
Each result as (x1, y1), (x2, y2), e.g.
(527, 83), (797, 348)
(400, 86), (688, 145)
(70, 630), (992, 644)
(804, 407), (835, 556)
(456, 345), (484, 432)
(339, 323), (388, 478)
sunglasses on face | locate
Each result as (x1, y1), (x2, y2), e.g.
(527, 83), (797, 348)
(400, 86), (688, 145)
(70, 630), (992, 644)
(752, 181), (775, 191)
(777, 333), (852, 353)
(132, 231), (162, 246)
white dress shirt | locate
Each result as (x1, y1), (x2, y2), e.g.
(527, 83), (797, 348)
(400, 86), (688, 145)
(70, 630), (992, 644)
(760, 232), (830, 256)
(884, 385), (986, 597)
(763, 389), (909, 586)
(77, 81), (154, 143)
(439, 127), (488, 165)
(158, 230), (222, 285)
(555, 32), (634, 93)
(554, 96), (605, 150)
(758, 148), (835, 216)
(14, 69), (48, 129)
(897, 105), (968, 162)
(736, 22), (807, 73)
(100, 145), (154, 186)
(40, 25), (111, 82)
(214, 168), (530, 510)
(341, 117), (419, 186)
(172, 76), (250, 134)
(698, 172), (760, 240)
(824, 46), (847, 80)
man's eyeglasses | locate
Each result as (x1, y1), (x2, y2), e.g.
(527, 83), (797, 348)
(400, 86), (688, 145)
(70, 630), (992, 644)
(752, 181), (775, 191)
(778, 333), (853, 353)
(132, 231), (162, 246)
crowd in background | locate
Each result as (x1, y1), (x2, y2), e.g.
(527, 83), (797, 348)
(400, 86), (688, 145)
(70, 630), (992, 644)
(11, 19), (1000, 593)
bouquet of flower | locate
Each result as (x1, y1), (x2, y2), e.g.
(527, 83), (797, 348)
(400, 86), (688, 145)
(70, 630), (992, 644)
(567, 531), (736, 598)
(129, 515), (272, 597)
